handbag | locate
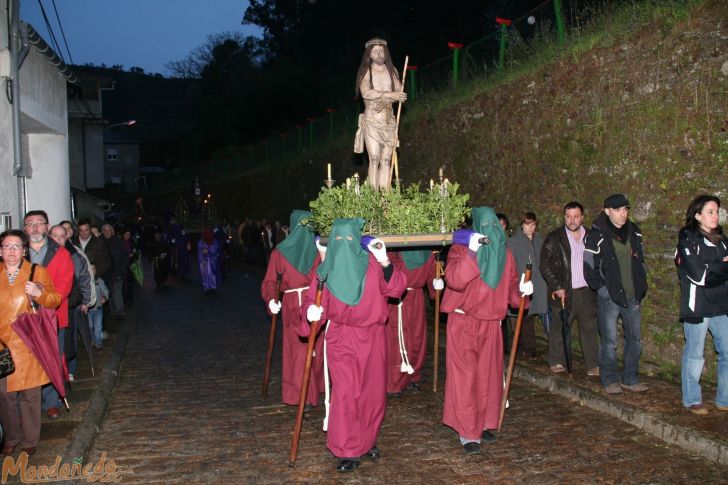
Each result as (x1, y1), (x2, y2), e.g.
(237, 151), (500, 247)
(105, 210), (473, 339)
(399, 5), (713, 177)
(0, 340), (15, 378)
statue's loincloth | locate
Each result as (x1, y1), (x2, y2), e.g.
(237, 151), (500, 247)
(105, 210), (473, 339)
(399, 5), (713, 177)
(354, 114), (397, 153)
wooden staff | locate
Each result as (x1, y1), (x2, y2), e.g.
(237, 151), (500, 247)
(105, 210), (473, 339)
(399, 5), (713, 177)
(389, 55), (409, 187)
(432, 251), (443, 392)
(289, 274), (326, 465)
(262, 271), (284, 397)
(498, 263), (532, 432)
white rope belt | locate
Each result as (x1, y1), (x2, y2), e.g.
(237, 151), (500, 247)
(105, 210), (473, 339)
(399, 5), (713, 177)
(283, 286), (309, 306)
(454, 308), (466, 314)
(323, 320), (331, 431)
(397, 288), (416, 375)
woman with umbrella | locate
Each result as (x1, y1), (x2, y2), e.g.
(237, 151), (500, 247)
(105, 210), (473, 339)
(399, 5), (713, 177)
(0, 230), (60, 456)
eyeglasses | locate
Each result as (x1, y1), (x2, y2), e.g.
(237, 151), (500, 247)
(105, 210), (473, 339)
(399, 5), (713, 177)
(1, 244), (23, 251)
(24, 221), (47, 229)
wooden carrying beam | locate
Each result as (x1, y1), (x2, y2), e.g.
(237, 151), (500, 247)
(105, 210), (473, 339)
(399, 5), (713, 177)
(319, 233), (453, 248)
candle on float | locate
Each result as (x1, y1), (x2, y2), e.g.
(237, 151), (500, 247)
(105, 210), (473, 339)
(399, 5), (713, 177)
(439, 167), (443, 178)
(346, 178), (351, 189)
(327, 163), (332, 179)
(430, 179), (434, 190)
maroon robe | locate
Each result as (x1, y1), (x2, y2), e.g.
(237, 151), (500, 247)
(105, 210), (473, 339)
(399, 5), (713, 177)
(440, 244), (522, 440)
(385, 253), (436, 393)
(261, 249), (324, 406)
(299, 256), (407, 458)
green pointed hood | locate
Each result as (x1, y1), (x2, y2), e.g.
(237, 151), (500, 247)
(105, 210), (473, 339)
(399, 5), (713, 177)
(400, 249), (431, 270)
(316, 218), (369, 305)
(276, 210), (317, 275)
(472, 206), (506, 288)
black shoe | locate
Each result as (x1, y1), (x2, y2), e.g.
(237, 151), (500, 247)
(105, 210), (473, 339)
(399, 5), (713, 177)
(336, 459), (359, 472)
(481, 429), (497, 443)
(463, 442), (480, 455)
(363, 446), (380, 459)
(387, 391), (402, 398)
(406, 383), (421, 392)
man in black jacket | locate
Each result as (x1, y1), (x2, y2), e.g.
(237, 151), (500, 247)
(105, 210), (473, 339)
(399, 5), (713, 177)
(540, 201), (599, 377)
(584, 194), (648, 394)
(77, 219), (111, 283)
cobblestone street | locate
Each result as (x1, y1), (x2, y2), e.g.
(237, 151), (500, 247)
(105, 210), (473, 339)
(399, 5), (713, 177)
(86, 266), (728, 484)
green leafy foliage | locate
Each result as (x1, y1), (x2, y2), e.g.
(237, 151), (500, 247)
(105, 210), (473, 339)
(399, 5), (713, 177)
(308, 182), (470, 237)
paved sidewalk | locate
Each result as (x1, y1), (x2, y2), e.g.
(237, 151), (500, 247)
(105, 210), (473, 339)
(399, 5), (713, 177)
(512, 349), (728, 465)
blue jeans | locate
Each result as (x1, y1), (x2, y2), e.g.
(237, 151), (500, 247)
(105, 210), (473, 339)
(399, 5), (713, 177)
(682, 315), (728, 408)
(88, 307), (104, 346)
(597, 296), (643, 387)
(41, 329), (65, 411)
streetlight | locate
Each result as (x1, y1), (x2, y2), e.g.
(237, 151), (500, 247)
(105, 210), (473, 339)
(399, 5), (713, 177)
(105, 120), (136, 129)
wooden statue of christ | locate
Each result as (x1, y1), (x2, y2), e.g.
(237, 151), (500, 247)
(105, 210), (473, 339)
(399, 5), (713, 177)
(354, 38), (406, 190)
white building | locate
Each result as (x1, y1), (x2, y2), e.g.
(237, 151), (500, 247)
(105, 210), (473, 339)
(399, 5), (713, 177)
(67, 72), (116, 222)
(0, 0), (74, 230)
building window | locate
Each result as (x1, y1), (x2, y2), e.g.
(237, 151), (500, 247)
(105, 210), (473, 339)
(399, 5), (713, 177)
(106, 148), (119, 161)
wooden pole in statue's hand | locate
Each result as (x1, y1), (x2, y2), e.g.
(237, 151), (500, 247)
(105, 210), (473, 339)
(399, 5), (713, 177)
(262, 272), (283, 397)
(498, 263), (532, 432)
(432, 251), (443, 392)
(289, 274), (326, 465)
(389, 55), (409, 187)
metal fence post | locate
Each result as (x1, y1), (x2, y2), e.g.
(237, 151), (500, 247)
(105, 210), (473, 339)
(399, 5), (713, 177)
(307, 118), (315, 150)
(496, 17), (511, 71)
(324, 108), (335, 141)
(448, 42), (463, 87)
(553, 0), (566, 43)
(407, 65), (417, 103)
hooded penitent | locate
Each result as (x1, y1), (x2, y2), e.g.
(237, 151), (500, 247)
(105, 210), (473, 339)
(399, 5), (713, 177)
(400, 249), (431, 270)
(275, 210), (317, 275)
(472, 206), (507, 288)
(202, 228), (214, 246)
(316, 218), (369, 305)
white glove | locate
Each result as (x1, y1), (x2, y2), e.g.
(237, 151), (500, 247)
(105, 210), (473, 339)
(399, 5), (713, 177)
(307, 304), (323, 322)
(433, 278), (445, 291)
(315, 237), (327, 253)
(268, 299), (281, 314)
(519, 274), (534, 296)
(368, 238), (388, 263)
(469, 233), (486, 252)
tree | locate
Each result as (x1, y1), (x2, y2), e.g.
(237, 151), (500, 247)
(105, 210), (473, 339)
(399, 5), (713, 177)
(166, 32), (261, 79)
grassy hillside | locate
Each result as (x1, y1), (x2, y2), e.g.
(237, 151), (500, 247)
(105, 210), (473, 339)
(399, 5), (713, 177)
(203, 0), (728, 381)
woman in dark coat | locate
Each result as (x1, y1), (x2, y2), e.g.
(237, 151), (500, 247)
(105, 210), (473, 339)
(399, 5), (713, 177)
(675, 194), (728, 415)
(506, 212), (548, 359)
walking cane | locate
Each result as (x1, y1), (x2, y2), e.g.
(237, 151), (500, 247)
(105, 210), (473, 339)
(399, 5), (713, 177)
(432, 251), (443, 392)
(262, 272), (283, 397)
(289, 274), (326, 465)
(388, 56), (409, 187)
(498, 262), (532, 432)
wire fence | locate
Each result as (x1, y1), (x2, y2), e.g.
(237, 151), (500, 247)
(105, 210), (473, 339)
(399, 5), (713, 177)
(146, 0), (586, 196)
